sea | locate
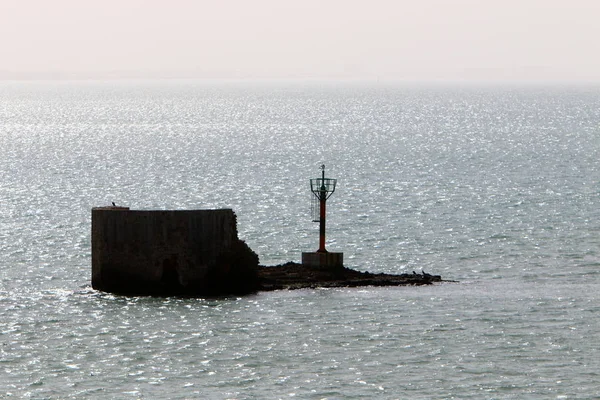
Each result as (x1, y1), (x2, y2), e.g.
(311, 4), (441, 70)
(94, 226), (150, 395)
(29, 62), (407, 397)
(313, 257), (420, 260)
(1, 80), (599, 399)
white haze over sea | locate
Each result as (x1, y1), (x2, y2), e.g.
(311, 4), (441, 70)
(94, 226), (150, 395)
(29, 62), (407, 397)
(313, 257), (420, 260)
(1, 81), (599, 398)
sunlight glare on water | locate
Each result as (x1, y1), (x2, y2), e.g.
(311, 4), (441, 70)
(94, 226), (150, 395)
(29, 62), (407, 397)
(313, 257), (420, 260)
(0, 81), (599, 398)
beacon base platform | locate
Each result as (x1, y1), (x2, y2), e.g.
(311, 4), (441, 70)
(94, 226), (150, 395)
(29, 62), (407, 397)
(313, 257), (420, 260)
(301, 252), (344, 269)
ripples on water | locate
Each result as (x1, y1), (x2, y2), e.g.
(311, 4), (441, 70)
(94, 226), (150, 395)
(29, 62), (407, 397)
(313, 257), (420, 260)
(1, 81), (599, 398)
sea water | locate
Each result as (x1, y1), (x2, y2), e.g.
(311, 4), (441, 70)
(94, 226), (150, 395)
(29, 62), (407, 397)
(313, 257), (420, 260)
(0, 81), (599, 399)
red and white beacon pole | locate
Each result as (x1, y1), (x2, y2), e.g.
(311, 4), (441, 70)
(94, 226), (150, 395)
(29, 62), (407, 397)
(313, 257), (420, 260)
(311, 164), (337, 253)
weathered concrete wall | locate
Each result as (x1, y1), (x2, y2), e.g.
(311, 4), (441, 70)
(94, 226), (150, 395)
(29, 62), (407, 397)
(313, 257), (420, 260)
(92, 207), (259, 296)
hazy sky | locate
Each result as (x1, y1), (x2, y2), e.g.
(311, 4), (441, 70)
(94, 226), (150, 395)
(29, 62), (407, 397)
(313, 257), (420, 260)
(1, 0), (599, 81)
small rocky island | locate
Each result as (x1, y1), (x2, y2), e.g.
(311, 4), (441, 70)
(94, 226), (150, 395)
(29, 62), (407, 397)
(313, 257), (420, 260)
(91, 207), (447, 297)
(257, 262), (442, 292)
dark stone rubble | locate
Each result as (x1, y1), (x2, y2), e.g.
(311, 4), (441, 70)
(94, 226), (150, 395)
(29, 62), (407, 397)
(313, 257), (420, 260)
(257, 262), (445, 292)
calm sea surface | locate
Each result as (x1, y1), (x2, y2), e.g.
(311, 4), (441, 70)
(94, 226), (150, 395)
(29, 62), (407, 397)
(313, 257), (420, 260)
(1, 81), (599, 399)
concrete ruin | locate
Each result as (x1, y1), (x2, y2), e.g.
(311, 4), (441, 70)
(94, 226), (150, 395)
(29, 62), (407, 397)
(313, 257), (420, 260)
(91, 207), (448, 297)
(91, 207), (260, 296)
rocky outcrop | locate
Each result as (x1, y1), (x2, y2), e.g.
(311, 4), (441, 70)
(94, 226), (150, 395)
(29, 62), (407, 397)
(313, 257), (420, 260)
(257, 262), (443, 291)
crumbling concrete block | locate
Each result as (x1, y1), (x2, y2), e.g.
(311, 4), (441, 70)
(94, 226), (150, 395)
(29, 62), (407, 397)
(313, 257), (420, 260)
(91, 207), (259, 296)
